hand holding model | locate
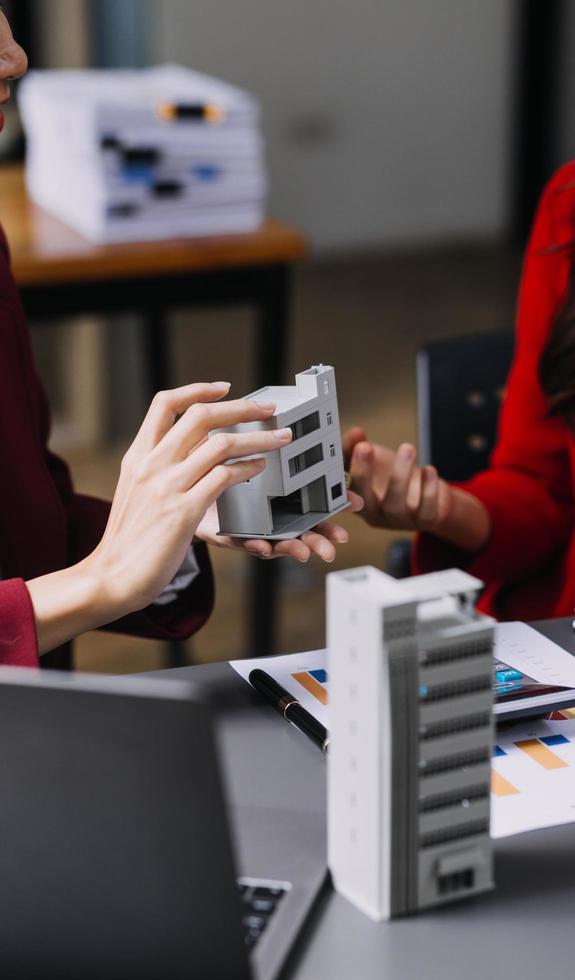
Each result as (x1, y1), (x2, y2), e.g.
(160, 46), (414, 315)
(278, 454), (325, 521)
(27, 383), (359, 655)
(343, 426), (491, 553)
(27, 383), (295, 653)
(195, 492), (362, 563)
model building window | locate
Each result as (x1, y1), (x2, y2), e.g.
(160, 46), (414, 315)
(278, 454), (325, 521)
(288, 443), (323, 477)
(327, 411), (333, 425)
(331, 482), (343, 500)
(329, 444), (336, 458)
(289, 411), (320, 442)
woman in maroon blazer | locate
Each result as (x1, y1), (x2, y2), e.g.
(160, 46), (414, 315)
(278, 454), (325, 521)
(0, 13), (356, 669)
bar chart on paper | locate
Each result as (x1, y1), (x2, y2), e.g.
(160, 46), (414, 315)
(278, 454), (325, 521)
(291, 669), (328, 706)
(491, 716), (575, 838)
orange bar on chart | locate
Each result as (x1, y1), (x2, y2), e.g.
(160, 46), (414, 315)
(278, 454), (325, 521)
(292, 671), (328, 705)
(516, 738), (568, 770)
(491, 771), (520, 797)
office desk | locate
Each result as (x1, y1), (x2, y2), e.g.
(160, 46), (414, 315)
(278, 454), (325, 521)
(157, 616), (575, 979)
(1, 164), (307, 661)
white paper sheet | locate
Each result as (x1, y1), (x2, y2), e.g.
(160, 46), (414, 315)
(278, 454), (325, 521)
(491, 715), (575, 837)
(493, 621), (575, 687)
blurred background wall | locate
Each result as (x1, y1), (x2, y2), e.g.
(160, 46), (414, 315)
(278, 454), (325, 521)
(155, 0), (513, 249)
(2, 0), (574, 671)
(155, 0), (514, 250)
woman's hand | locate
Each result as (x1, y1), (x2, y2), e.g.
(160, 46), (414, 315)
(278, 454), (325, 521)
(343, 426), (491, 551)
(343, 427), (452, 532)
(195, 491), (363, 563)
(28, 382), (299, 652)
(90, 382), (299, 611)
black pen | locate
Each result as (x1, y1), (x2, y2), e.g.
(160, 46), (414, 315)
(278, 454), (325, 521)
(249, 669), (329, 754)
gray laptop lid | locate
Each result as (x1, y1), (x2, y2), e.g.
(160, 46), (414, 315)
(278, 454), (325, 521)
(0, 668), (251, 980)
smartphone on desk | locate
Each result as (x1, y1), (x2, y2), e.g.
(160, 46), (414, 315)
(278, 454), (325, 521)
(494, 661), (568, 703)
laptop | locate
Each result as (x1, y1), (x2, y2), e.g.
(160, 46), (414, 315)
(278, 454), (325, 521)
(0, 667), (326, 980)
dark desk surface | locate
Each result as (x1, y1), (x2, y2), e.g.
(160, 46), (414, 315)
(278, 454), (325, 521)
(0, 164), (307, 286)
(156, 617), (575, 979)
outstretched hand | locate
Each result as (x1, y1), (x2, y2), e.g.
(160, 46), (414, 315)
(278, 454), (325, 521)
(342, 426), (453, 532)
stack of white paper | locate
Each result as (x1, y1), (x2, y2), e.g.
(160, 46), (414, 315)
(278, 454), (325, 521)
(18, 65), (267, 243)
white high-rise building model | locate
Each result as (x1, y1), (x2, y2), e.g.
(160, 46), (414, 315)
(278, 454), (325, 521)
(327, 566), (494, 920)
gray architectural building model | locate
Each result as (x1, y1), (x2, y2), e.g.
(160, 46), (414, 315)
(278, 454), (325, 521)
(212, 365), (349, 539)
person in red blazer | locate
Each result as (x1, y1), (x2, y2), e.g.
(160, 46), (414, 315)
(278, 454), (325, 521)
(345, 161), (575, 623)
(0, 13), (357, 669)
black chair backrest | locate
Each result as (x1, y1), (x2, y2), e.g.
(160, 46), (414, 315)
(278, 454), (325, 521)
(417, 329), (515, 483)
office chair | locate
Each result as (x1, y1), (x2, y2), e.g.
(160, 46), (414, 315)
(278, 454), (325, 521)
(387, 328), (515, 578)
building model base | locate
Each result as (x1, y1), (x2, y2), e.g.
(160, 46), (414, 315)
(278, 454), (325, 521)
(211, 364), (349, 540)
(220, 498), (350, 540)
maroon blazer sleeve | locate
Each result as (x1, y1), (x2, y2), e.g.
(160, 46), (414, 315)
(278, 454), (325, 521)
(413, 164), (575, 615)
(0, 579), (39, 667)
(0, 222), (213, 649)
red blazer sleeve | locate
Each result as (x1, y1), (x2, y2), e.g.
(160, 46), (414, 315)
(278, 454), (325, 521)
(414, 164), (575, 587)
(0, 579), (39, 667)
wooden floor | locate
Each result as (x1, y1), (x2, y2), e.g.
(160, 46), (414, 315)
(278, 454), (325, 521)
(54, 242), (521, 673)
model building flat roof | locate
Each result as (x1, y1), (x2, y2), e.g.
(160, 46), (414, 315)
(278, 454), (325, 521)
(250, 385), (320, 413)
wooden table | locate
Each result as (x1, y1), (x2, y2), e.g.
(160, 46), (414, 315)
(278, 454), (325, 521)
(0, 163), (308, 662)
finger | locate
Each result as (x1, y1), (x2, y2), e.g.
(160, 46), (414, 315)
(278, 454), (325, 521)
(158, 396), (278, 462)
(342, 426), (368, 464)
(347, 490), (364, 513)
(348, 442), (382, 518)
(383, 443), (417, 518)
(268, 538), (311, 562)
(311, 520), (349, 544)
(174, 426), (292, 490)
(299, 529), (336, 562)
(417, 465), (440, 528)
(207, 531), (274, 557)
(405, 467), (422, 513)
(242, 538), (274, 558)
(132, 382), (232, 455)
(191, 457), (267, 515)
